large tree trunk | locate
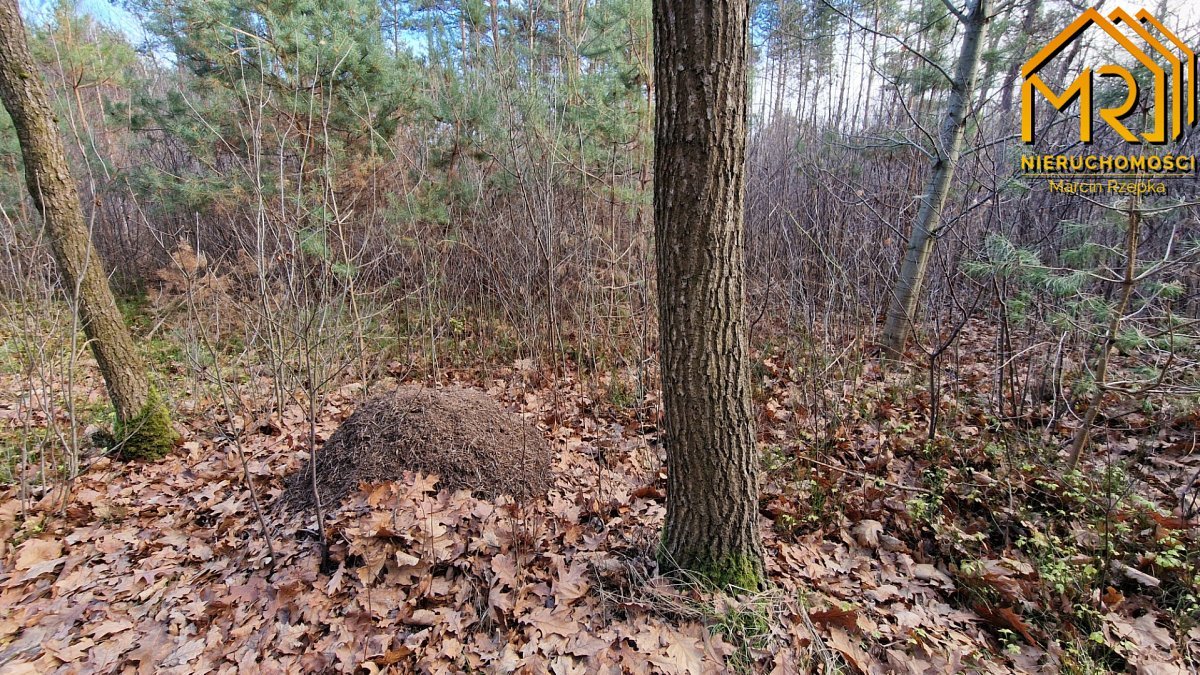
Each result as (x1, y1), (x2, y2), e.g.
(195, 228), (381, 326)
(880, 0), (988, 358)
(653, 0), (764, 589)
(0, 0), (173, 459)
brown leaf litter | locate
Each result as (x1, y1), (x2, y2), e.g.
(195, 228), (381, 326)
(2, 353), (1198, 673)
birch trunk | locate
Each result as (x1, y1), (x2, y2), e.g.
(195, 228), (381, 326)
(880, 0), (988, 358)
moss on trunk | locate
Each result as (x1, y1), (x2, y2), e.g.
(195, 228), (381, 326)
(690, 555), (764, 592)
(114, 387), (176, 460)
(658, 534), (765, 592)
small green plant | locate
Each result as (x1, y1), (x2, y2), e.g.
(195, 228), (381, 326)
(995, 628), (1021, 657)
(906, 494), (939, 525)
(711, 597), (776, 673)
(907, 467), (947, 525)
(1152, 537), (1187, 570)
(606, 376), (638, 410)
(802, 477), (839, 525)
(761, 445), (790, 473)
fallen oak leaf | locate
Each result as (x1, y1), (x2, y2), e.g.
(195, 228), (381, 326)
(44, 637), (94, 663)
(325, 562), (346, 595)
(553, 557), (590, 604)
(567, 631), (611, 658)
(521, 606), (581, 640)
(373, 646), (414, 665)
(1138, 663), (1187, 675)
(913, 563), (955, 591)
(827, 627), (871, 674)
(88, 620), (134, 641)
(395, 550), (421, 567)
(405, 609), (438, 626)
(958, 558), (1031, 605)
(161, 637), (206, 668)
(492, 552), (518, 588)
(645, 627), (707, 674)
(631, 485), (664, 500)
(663, 639), (707, 674)
(14, 538), (62, 571)
(809, 606), (859, 632)
(17, 555), (67, 583)
(974, 604), (1038, 645)
(1101, 587), (1124, 609)
(1107, 612), (1174, 651)
(851, 520), (883, 548)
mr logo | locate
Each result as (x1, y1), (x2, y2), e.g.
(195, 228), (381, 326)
(1021, 8), (1196, 144)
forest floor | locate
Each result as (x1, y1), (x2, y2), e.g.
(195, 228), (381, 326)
(0, 320), (1198, 674)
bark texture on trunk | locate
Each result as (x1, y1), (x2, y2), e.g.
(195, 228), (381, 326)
(0, 0), (173, 459)
(1066, 203), (1140, 471)
(999, 0), (1040, 114)
(880, 0), (988, 358)
(653, 0), (764, 589)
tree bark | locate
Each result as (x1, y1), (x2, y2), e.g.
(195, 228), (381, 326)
(999, 0), (1040, 114)
(880, 0), (988, 358)
(1066, 202), (1140, 472)
(0, 0), (173, 459)
(653, 0), (764, 589)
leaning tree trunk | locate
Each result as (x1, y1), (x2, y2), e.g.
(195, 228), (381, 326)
(0, 0), (173, 459)
(653, 0), (764, 590)
(1066, 202), (1140, 472)
(880, 0), (988, 358)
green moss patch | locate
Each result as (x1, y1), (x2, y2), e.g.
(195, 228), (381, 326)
(114, 387), (176, 460)
(659, 544), (765, 592)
